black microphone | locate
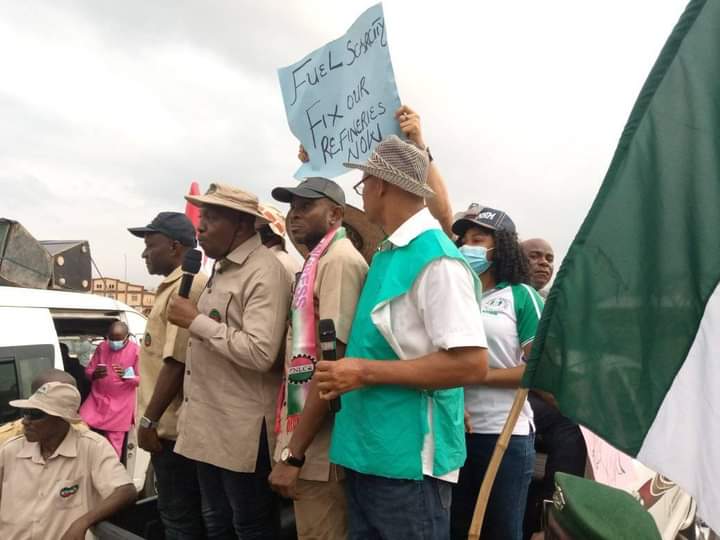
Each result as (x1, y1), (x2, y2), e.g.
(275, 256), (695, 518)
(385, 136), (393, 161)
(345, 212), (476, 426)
(318, 319), (341, 413)
(179, 249), (202, 298)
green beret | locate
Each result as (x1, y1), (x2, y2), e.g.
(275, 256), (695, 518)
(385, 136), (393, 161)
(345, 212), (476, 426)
(550, 473), (661, 540)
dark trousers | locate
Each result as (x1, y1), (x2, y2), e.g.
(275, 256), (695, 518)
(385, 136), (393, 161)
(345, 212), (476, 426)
(524, 393), (587, 536)
(344, 468), (453, 540)
(451, 433), (535, 540)
(152, 439), (205, 540)
(196, 429), (279, 539)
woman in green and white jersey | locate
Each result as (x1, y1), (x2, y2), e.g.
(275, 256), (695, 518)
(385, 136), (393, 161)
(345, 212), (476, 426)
(449, 203), (544, 540)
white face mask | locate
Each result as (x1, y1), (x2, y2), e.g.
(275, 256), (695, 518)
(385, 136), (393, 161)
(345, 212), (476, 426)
(459, 245), (493, 274)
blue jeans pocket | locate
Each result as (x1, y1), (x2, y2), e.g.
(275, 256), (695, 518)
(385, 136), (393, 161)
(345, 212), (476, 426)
(437, 479), (452, 511)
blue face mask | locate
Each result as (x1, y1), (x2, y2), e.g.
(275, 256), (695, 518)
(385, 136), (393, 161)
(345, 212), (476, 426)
(459, 245), (493, 274)
(109, 339), (126, 352)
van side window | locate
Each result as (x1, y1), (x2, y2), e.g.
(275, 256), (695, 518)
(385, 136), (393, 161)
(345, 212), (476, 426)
(0, 358), (19, 423)
(0, 345), (54, 423)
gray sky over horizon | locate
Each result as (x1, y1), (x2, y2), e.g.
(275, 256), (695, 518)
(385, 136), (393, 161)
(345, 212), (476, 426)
(0, 1), (688, 290)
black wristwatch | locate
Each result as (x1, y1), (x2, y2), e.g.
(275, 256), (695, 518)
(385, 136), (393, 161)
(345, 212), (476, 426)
(280, 447), (305, 468)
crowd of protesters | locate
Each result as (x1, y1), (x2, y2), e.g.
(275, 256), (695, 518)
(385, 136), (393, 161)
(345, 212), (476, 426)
(1, 105), (617, 540)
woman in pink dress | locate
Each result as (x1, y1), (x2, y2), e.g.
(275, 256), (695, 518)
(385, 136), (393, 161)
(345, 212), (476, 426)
(80, 320), (140, 458)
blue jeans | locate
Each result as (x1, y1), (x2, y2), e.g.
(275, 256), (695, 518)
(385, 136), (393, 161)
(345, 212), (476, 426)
(450, 433), (535, 540)
(344, 468), (453, 540)
(152, 439), (205, 540)
(195, 429), (279, 539)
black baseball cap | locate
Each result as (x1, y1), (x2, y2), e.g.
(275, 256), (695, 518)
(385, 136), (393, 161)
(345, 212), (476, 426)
(128, 212), (197, 247)
(272, 177), (346, 207)
(452, 203), (516, 237)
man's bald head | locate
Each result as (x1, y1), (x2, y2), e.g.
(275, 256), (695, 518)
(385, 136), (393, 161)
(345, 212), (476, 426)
(31, 368), (78, 393)
(522, 238), (555, 291)
(109, 320), (129, 338)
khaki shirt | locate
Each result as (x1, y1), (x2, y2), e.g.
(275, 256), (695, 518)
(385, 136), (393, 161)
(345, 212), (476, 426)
(0, 429), (133, 540)
(0, 420), (23, 447)
(176, 234), (292, 472)
(138, 266), (208, 440)
(274, 237), (368, 481)
(270, 244), (303, 282)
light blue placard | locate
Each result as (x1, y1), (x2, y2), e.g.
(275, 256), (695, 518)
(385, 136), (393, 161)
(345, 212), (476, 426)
(278, 3), (401, 179)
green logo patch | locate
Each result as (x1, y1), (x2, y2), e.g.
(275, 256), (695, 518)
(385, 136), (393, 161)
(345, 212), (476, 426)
(144, 333), (152, 347)
(60, 484), (79, 498)
(208, 309), (222, 322)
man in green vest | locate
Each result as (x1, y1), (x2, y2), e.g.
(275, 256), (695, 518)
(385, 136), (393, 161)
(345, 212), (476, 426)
(316, 127), (490, 539)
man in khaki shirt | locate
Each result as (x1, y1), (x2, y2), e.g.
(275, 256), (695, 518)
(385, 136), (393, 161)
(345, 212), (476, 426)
(0, 377), (135, 540)
(0, 369), (87, 446)
(168, 183), (292, 539)
(128, 211), (208, 539)
(269, 177), (368, 540)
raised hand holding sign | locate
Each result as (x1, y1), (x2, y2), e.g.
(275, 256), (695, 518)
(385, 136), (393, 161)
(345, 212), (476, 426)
(278, 3), (401, 179)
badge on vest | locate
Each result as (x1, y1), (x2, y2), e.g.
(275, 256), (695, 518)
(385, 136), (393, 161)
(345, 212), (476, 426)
(208, 308), (222, 322)
(144, 333), (152, 347)
(59, 484), (79, 498)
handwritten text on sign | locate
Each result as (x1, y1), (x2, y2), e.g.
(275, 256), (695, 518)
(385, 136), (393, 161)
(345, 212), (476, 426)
(278, 3), (401, 179)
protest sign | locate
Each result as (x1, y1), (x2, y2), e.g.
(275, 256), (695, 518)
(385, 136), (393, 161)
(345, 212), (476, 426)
(278, 3), (401, 179)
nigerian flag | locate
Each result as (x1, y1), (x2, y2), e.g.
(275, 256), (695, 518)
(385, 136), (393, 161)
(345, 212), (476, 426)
(523, 0), (720, 529)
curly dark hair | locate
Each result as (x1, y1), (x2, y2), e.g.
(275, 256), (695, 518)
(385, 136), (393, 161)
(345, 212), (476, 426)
(491, 229), (529, 285)
(457, 227), (529, 285)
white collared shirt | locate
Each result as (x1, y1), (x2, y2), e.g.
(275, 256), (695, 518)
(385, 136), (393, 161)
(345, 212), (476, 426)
(371, 208), (487, 482)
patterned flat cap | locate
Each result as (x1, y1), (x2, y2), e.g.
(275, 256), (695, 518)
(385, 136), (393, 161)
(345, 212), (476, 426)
(343, 135), (435, 199)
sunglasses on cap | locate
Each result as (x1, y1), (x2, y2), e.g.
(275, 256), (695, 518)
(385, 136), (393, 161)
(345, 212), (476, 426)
(21, 409), (48, 421)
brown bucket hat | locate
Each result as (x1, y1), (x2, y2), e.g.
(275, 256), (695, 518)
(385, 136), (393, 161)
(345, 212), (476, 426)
(185, 183), (267, 223)
(343, 135), (435, 199)
(257, 203), (287, 237)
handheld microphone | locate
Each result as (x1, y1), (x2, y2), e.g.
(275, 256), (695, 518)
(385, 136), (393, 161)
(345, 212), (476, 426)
(318, 319), (341, 413)
(178, 249), (202, 299)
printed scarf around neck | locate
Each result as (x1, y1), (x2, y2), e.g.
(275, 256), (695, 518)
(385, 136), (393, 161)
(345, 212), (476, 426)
(276, 225), (346, 433)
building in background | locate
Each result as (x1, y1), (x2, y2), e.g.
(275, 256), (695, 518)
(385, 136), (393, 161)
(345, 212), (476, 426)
(91, 278), (155, 315)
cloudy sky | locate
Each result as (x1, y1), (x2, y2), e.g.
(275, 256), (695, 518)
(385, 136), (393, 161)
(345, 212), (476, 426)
(0, 1), (688, 289)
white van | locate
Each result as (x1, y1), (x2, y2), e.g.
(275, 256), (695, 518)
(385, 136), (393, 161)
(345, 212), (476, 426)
(0, 285), (151, 492)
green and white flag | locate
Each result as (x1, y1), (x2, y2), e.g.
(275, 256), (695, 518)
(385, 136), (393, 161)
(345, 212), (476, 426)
(523, 0), (720, 530)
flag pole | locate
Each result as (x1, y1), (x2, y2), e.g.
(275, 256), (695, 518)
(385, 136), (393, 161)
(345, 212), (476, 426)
(467, 387), (529, 540)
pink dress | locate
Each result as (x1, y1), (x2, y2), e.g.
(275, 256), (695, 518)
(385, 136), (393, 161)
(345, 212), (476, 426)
(79, 340), (140, 433)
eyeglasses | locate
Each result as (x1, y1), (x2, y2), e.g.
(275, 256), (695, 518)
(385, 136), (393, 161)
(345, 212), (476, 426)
(353, 177), (369, 196)
(21, 409), (48, 421)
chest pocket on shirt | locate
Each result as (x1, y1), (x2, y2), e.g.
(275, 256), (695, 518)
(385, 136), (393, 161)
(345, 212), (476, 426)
(201, 291), (233, 326)
(54, 478), (84, 510)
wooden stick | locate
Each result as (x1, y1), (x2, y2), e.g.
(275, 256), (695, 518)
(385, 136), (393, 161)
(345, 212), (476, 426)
(467, 388), (530, 539)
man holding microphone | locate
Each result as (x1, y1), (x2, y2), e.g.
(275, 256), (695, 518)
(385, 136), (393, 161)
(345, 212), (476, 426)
(168, 184), (292, 539)
(128, 212), (208, 539)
